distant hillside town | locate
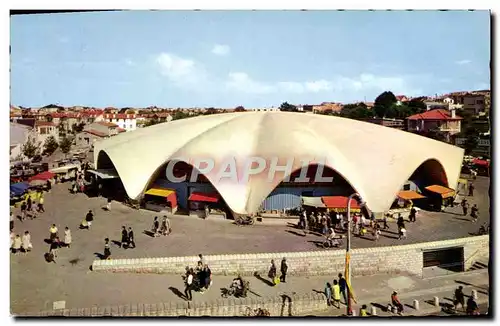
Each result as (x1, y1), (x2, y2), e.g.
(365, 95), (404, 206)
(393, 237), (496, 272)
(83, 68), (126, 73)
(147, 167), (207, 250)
(10, 89), (490, 163)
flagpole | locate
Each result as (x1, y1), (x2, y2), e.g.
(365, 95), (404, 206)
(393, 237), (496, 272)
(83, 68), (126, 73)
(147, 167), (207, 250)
(345, 193), (364, 316)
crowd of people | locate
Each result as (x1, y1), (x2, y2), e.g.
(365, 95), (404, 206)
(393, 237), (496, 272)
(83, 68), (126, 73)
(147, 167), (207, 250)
(182, 254), (213, 301)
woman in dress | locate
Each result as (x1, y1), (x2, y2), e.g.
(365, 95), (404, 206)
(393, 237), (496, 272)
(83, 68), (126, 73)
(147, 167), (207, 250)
(64, 227), (72, 248)
(12, 235), (22, 254)
(268, 259), (277, 286)
(22, 231), (32, 253)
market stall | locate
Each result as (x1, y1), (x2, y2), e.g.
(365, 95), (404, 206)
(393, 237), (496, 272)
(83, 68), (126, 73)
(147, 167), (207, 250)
(10, 182), (29, 200)
(188, 192), (225, 219)
(50, 164), (80, 182)
(424, 185), (456, 211)
(143, 187), (178, 214)
(302, 196), (326, 209)
(321, 196), (361, 213)
(385, 190), (424, 219)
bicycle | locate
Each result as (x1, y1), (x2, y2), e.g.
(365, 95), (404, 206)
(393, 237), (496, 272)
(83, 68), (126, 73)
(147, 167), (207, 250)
(322, 236), (344, 249)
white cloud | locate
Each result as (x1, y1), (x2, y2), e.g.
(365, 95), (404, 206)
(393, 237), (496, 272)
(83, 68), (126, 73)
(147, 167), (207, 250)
(156, 53), (206, 85)
(124, 59), (135, 66)
(211, 44), (231, 56)
(455, 59), (472, 65)
(226, 72), (274, 94)
(226, 72), (417, 96)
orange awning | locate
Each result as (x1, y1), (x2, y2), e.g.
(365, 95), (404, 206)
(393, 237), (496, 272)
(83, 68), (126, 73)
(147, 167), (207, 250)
(188, 192), (220, 203)
(397, 190), (425, 200)
(322, 196), (361, 209)
(425, 185), (455, 198)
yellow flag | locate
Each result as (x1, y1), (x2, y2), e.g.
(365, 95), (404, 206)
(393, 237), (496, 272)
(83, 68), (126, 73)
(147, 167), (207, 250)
(344, 253), (357, 303)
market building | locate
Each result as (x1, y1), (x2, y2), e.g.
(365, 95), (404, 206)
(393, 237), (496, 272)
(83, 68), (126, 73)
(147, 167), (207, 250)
(91, 112), (464, 218)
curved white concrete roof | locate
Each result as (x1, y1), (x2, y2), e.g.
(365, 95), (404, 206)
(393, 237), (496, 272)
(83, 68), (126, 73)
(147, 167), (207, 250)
(94, 112), (464, 214)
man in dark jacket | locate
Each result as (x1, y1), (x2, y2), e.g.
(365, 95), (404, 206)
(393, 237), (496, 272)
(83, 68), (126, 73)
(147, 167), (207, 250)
(121, 226), (129, 248)
(280, 257), (288, 283)
(338, 273), (348, 305)
(128, 227), (136, 248)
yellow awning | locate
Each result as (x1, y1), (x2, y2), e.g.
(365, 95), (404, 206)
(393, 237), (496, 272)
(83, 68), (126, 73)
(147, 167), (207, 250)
(145, 188), (175, 197)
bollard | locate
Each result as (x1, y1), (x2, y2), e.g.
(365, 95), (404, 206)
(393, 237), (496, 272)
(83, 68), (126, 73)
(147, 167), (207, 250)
(371, 306), (377, 316)
(472, 290), (478, 300)
(433, 296), (439, 307)
(413, 299), (419, 310)
(351, 310), (357, 317)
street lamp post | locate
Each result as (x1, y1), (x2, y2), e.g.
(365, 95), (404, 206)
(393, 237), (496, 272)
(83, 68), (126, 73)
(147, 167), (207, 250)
(345, 192), (365, 316)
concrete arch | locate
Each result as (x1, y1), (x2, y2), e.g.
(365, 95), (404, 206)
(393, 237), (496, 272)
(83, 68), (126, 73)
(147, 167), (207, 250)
(94, 112), (464, 214)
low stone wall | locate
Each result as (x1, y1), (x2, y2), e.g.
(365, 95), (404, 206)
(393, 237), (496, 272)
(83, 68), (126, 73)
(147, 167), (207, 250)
(92, 236), (489, 278)
(34, 292), (327, 317)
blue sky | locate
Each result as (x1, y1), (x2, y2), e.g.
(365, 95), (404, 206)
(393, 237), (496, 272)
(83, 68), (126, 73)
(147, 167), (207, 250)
(10, 10), (490, 108)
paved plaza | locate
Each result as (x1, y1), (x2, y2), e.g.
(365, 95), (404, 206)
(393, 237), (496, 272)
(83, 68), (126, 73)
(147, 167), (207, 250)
(10, 176), (490, 314)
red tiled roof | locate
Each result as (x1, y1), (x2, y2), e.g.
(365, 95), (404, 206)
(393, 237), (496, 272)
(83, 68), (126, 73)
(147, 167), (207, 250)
(395, 95), (407, 100)
(104, 113), (136, 119)
(85, 129), (108, 137)
(35, 121), (56, 127)
(117, 128), (126, 132)
(407, 109), (462, 121)
(96, 121), (118, 128)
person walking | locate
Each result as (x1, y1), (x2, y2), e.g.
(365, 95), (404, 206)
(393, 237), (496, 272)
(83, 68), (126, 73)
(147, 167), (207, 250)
(30, 204), (38, 220)
(12, 234), (22, 254)
(38, 194), (45, 213)
(49, 224), (58, 242)
(152, 216), (160, 236)
(198, 254), (206, 266)
(382, 214), (390, 230)
(338, 273), (348, 305)
(466, 295), (479, 315)
(204, 265), (212, 290)
(121, 226), (129, 248)
(468, 183), (475, 197)
(22, 231), (32, 253)
(461, 199), (469, 216)
(64, 227), (72, 248)
(49, 237), (61, 258)
(280, 257), (288, 283)
(26, 195), (32, 213)
(10, 231), (15, 251)
(20, 201), (27, 222)
(128, 227), (136, 249)
(409, 207), (417, 222)
(103, 238), (111, 259)
(184, 269), (194, 301)
(398, 225), (407, 240)
(373, 223), (381, 241)
(331, 280), (341, 309)
(470, 204), (479, 223)
(85, 210), (94, 229)
(325, 282), (333, 306)
(268, 259), (278, 286)
(454, 286), (466, 312)
(10, 211), (14, 231)
(391, 291), (404, 315)
(359, 304), (368, 316)
(46, 179), (52, 192)
(397, 214), (404, 229)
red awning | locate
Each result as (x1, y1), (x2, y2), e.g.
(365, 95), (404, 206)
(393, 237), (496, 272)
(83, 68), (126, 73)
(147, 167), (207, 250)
(473, 159), (489, 167)
(29, 171), (55, 182)
(188, 192), (220, 203)
(322, 196), (361, 209)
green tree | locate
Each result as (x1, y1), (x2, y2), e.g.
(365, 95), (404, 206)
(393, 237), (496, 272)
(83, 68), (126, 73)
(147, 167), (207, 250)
(22, 136), (40, 159)
(463, 134), (479, 155)
(59, 136), (72, 155)
(374, 91), (397, 110)
(234, 106), (246, 112)
(407, 99), (427, 115)
(340, 103), (372, 120)
(72, 122), (85, 133)
(43, 135), (59, 155)
(144, 118), (160, 127)
(204, 108), (217, 115)
(279, 102), (298, 112)
(172, 111), (193, 120)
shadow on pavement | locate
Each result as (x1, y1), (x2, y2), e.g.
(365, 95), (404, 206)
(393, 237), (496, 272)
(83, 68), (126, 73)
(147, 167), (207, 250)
(169, 286), (186, 301)
(93, 252), (105, 260)
(285, 230), (306, 237)
(254, 273), (274, 287)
